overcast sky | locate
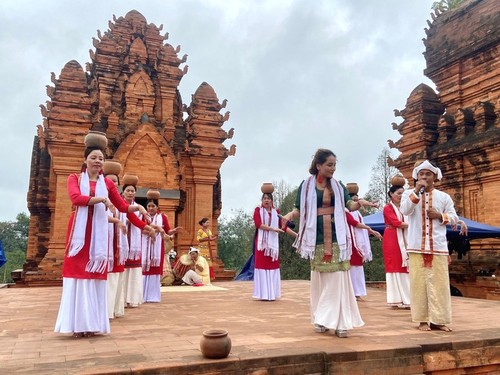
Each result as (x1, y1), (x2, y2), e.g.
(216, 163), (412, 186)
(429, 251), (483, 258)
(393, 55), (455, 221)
(0, 0), (436, 222)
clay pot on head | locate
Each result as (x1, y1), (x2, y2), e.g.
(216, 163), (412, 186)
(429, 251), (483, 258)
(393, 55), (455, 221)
(346, 183), (359, 195)
(261, 183), (274, 194)
(103, 160), (122, 176)
(200, 329), (231, 359)
(84, 131), (108, 150)
(391, 175), (406, 187)
(146, 188), (161, 200)
(122, 174), (139, 186)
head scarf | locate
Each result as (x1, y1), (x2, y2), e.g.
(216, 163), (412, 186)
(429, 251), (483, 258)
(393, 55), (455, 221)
(412, 160), (443, 181)
(189, 247), (200, 254)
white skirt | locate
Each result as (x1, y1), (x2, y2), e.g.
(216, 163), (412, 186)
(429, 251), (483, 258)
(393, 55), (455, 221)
(55, 278), (110, 334)
(386, 272), (411, 306)
(107, 272), (125, 318)
(143, 274), (161, 303)
(349, 265), (367, 297)
(253, 268), (281, 301)
(310, 270), (364, 331)
(123, 267), (143, 306)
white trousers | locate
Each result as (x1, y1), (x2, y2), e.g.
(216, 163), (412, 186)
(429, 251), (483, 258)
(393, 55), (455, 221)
(123, 267), (143, 306)
(253, 268), (281, 301)
(310, 270), (364, 331)
(107, 272), (125, 318)
(55, 278), (110, 334)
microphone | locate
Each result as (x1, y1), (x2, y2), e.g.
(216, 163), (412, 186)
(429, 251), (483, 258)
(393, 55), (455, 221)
(419, 186), (425, 195)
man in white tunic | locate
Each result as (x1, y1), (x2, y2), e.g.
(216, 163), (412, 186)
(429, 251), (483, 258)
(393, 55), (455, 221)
(400, 160), (458, 332)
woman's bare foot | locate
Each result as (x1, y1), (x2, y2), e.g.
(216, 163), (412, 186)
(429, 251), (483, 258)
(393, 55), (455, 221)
(418, 323), (431, 331)
(430, 323), (452, 332)
(72, 332), (84, 338)
(83, 332), (95, 337)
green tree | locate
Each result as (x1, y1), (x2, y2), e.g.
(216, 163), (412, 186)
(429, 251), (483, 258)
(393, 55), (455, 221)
(365, 148), (402, 209)
(432, 0), (465, 11)
(0, 212), (29, 283)
(363, 238), (385, 282)
(217, 209), (254, 273)
(277, 187), (310, 280)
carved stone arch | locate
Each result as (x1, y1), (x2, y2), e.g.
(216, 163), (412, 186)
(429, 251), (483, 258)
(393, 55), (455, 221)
(125, 70), (155, 120)
(113, 123), (179, 189)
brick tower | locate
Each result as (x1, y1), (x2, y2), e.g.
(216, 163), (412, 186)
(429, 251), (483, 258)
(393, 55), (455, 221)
(21, 10), (236, 286)
(388, 0), (500, 299)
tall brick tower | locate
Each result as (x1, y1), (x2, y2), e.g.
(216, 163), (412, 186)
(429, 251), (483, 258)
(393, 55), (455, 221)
(388, 0), (500, 299)
(21, 10), (236, 286)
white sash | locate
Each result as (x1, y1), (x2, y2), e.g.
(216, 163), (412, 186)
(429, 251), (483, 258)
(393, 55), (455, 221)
(390, 201), (408, 267)
(68, 171), (108, 273)
(256, 207), (280, 261)
(293, 176), (351, 261)
(142, 213), (162, 271)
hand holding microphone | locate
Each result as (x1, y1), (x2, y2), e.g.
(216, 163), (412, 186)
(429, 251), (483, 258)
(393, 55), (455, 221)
(416, 179), (427, 195)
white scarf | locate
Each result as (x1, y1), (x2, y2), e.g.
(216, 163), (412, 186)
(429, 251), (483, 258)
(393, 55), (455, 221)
(142, 213), (162, 271)
(351, 210), (372, 262)
(107, 210), (115, 272)
(293, 176), (351, 261)
(117, 211), (129, 266)
(107, 209), (130, 271)
(389, 201), (408, 267)
(68, 171), (108, 274)
(256, 207), (280, 261)
(124, 202), (142, 260)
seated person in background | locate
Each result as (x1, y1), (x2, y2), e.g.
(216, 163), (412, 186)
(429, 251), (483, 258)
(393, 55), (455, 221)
(182, 247), (211, 286)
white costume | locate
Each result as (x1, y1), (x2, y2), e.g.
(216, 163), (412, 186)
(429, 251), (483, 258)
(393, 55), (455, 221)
(293, 176), (364, 335)
(400, 160), (458, 325)
(182, 248), (211, 285)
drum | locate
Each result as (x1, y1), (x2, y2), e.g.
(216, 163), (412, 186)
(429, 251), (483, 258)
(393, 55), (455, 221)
(172, 254), (193, 280)
(161, 256), (175, 286)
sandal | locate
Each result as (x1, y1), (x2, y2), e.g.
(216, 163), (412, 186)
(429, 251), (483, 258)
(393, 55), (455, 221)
(335, 329), (348, 338)
(72, 332), (84, 338)
(430, 323), (452, 332)
(314, 324), (329, 333)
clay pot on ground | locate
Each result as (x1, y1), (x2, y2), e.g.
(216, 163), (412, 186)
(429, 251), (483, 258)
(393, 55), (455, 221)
(200, 329), (231, 359)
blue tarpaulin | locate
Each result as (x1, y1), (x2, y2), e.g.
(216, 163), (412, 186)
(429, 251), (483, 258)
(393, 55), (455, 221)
(0, 239), (6, 268)
(363, 211), (500, 240)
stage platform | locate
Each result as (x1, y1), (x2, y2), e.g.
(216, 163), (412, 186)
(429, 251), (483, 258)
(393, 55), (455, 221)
(1, 280), (499, 374)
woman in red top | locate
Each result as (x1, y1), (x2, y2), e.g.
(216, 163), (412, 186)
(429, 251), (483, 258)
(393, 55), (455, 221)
(253, 186), (296, 301)
(382, 184), (411, 309)
(142, 195), (181, 302)
(54, 142), (152, 338)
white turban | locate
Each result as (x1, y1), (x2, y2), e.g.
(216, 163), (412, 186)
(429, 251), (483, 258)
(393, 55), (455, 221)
(412, 160), (443, 181)
(189, 247), (200, 254)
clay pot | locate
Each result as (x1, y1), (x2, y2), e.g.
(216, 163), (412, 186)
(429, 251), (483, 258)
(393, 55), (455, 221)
(103, 160), (121, 176)
(391, 175), (406, 187)
(84, 131), (108, 150)
(200, 329), (231, 359)
(261, 183), (274, 194)
(122, 174), (139, 186)
(346, 183), (359, 195)
(146, 188), (161, 200)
